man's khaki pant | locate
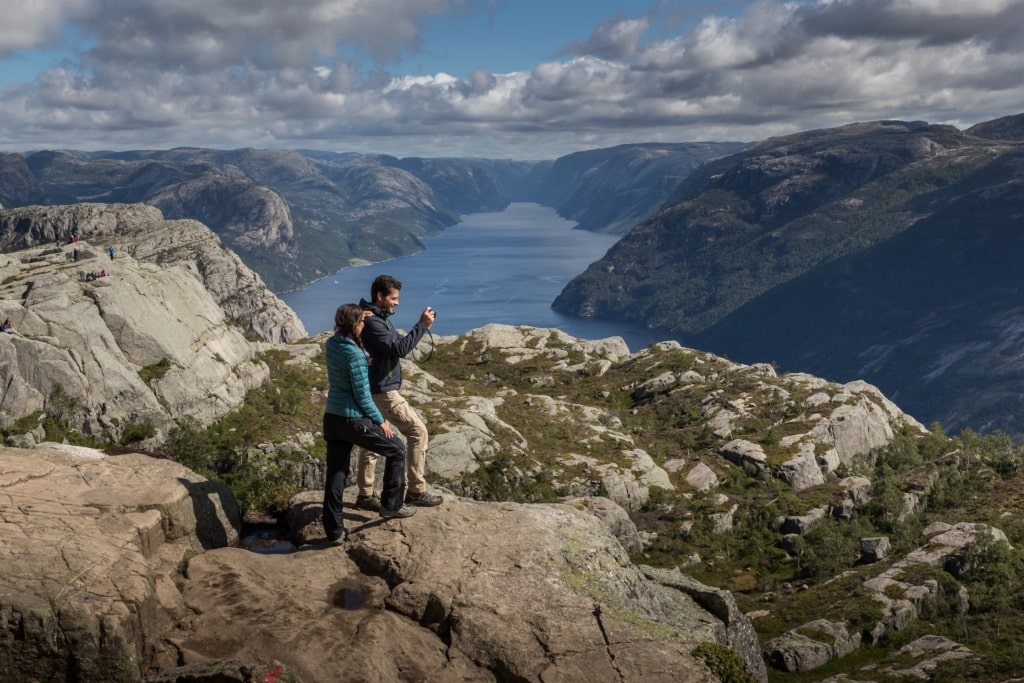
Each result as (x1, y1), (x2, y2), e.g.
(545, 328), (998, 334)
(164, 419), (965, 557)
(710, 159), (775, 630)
(355, 391), (429, 496)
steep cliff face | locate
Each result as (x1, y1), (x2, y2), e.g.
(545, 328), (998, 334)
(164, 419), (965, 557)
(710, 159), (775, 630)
(0, 204), (307, 441)
(0, 203), (306, 343)
(0, 152), (46, 208)
(537, 142), (746, 234)
(553, 115), (1024, 437)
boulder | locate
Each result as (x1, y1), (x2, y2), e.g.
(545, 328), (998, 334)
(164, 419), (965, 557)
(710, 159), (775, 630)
(860, 537), (891, 563)
(259, 495), (762, 682)
(686, 462), (719, 491)
(456, 323), (631, 364)
(562, 495), (645, 552)
(765, 619), (862, 673)
(720, 439), (768, 472)
(640, 566), (769, 683)
(0, 444), (240, 683)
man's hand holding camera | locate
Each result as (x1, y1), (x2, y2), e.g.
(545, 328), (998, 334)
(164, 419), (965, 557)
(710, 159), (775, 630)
(420, 306), (436, 329)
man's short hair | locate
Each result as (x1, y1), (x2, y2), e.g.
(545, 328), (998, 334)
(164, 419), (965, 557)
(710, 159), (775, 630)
(371, 274), (402, 301)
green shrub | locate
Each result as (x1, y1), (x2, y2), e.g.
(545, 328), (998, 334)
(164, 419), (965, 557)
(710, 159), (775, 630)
(460, 454), (558, 503)
(691, 642), (758, 683)
(120, 419), (157, 445)
(162, 418), (224, 476)
(41, 417), (107, 448)
(955, 535), (1023, 614)
(0, 411), (44, 437)
(138, 357), (172, 384)
(222, 462), (302, 517)
(44, 383), (80, 426)
(797, 517), (860, 582)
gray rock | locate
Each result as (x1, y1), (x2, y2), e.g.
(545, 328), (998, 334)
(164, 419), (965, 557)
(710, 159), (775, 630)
(860, 536), (891, 563)
(641, 566), (769, 683)
(225, 496), (746, 682)
(686, 462), (719, 490)
(719, 439), (768, 472)
(562, 495), (645, 552)
(777, 445), (826, 490)
(878, 635), (975, 679)
(781, 508), (828, 535)
(765, 619), (862, 673)
(709, 505), (739, 535)
(0, 211), (295, 439)
(0, 203), (306, 343)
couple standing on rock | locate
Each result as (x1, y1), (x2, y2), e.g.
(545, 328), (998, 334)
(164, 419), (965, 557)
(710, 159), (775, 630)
(322, 274), (442, 544)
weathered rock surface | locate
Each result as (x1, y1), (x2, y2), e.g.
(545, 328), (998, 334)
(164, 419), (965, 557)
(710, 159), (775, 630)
(274, 493), (762, 682)
(0, 203), (314, 441)
(417, 325), (923, 499)
(0, 203), (305, 343)
(0, 444), (240, 683)
(0, 235), (274, 440)
(0, 443), (767, 683)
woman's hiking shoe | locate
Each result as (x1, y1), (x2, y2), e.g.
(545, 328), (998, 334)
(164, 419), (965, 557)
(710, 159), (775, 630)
(379, 504), (417, 519)
(405, 491), (443, 507)
(354, 494), (380, 511)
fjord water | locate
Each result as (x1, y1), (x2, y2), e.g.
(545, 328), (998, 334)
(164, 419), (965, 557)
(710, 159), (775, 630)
(280, 203), (673, 351)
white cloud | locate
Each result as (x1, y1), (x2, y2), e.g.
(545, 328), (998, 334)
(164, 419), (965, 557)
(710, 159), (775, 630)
(0, 0), (88, 54)
(1, 0), (1022, 158)
(565, 16), (650, 60)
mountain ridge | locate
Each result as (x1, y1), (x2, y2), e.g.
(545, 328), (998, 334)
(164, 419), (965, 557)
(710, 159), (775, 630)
(552, 113), (1024, 438)
(0, 142), (739, 291)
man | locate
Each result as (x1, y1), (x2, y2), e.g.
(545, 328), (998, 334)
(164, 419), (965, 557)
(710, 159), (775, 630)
(353, 274), (443, 510)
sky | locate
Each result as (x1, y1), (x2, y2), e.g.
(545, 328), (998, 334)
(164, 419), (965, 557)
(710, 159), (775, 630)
(1, 0), (1022, 160)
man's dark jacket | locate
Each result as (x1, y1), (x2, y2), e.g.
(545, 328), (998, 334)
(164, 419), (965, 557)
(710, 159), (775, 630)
(359, 298), (429, 394)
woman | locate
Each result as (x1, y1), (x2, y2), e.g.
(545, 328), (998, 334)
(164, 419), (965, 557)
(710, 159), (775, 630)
(322, 303), (414, 545)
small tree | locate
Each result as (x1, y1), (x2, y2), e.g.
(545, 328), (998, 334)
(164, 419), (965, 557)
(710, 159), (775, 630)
(45, 383), (80, 427)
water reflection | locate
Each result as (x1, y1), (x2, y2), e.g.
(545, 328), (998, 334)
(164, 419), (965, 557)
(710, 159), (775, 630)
(332, 586), (366, 610)
(241, 523), (295, 554)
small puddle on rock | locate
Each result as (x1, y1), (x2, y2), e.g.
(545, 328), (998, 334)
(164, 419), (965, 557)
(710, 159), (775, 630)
(331, 586), (366, 610)
(240, 522), (294, 554)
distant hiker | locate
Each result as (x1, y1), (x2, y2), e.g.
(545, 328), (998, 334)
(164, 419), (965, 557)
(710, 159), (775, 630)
(107, 246), (115, 260)
(353, 274), (441, 511)
(2, 318), (12, 334)
(322, 303), (414, 546)
(73, 248), (78, 262)
(99, 269), (108, 278)
(70, 234), (77, 244)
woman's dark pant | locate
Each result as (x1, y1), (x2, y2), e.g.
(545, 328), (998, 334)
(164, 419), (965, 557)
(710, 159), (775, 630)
(322, 413), (406, 540)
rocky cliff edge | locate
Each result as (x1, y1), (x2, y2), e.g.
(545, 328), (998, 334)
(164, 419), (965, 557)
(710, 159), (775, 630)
(0, 443), (766, 683)
(1, 204), (309, 442)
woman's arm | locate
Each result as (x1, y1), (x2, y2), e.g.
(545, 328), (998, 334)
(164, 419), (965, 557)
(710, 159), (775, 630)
(346, 347), (385, 424)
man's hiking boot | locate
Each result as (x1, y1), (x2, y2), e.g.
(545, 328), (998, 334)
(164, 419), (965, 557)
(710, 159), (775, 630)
(405, 491), (443, 507)
(379, 504), (417, 519)
(328, 528), (349, 545)
(354, 494), (380, 512)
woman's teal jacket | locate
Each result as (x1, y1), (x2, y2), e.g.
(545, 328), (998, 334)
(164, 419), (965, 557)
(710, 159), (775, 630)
(324, 334), (385, 424)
